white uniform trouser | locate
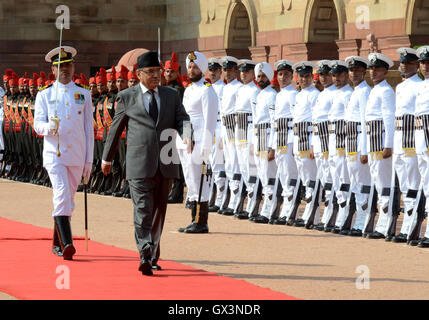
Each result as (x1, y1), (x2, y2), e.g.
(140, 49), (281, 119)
(393, 153), (420, 234)
(254, 151), (278, 219)
(315, 152), (332, 224)
(45, 163), (83, 217)
(368, 155), (392, 234)
(210, 123), (226, 207)
(178, 143), (210, 202)
(222, 125), (241, 209)
(236, 125), (257, 196)
(417, 151), (429, 238)
(275, 143), (298, 219)
(346, 153), (372, 230)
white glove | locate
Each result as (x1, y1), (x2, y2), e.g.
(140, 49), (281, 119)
(49, 117), (59, 136)
(82, 162), (92, 184)
(200, 147), (211, 163)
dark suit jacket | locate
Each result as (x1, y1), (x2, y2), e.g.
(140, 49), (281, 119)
(102, 84), (191, 180)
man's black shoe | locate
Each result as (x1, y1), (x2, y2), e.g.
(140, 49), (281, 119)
(222, 208), (234, 216)
(418, 237), (429, 248)
(349, 229), (362, 237)
(208, 205), (220, 213)
(274, 217), (287, 225)
(392, 233), (407, 243)
(313, 223), (325, 231)
(367, 231), (385, 239)
(332, 226), (341, 234)
(324, 226), (333, 232)
(178, 223), (194, 233)
(253, 216), (269, 224)
(184, 223), (209, 233)
(152, 264), (162, 271)
(234, 212), (249, 220)
(286, 219), (295, 226)
(294, 219), (305, 227)
(408, 239), (420, 246)
(168, 195), (183, 204)
(339, 228), (350, 235)
(385, 235), (393, 242)
(139, 260), (153, 276)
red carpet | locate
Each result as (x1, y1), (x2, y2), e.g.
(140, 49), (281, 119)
(0, 217), (297, 300)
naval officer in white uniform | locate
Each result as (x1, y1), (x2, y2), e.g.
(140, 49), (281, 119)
(34, 46), (94, 260)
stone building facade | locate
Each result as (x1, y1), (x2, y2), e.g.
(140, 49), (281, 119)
(1, 0), (428, 76)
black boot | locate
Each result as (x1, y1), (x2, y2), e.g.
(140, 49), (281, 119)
(123, 183), (131, 198)
(52, 226), (63, 256)
(54, 216), (76, 260)
(103, 172), (121, 196)
(234, 187), (248, 219)
(208, 183), (217, 208)
(113, 179), (127, 197)
(178, 201), (197, 232)
(185, 202), (209, 233)
(218, 187), (231, 214)
(168, 179), (184, 203)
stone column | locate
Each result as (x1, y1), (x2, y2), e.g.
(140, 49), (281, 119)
(335, 39), (362, 60)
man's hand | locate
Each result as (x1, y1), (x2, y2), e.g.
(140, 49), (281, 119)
(183, 138), (194, 154)
(268, 148), (275, 161)
(49, 117), (60, 136)
(360, 155), (368, 164)
(309, 146), (315, 160)
(82, 163), (92, 184)
(102, 162), (111, 176)
(382, 148), (392, 159)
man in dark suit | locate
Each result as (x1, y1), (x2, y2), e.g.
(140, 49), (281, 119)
(101, 51), (192, 276)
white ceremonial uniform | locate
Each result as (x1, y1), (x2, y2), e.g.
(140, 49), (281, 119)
(0, 87), (4, 160)
(210, 78), (226, 207)
(393, 73), (422, 234)
(176, 78), (218, 202)
(34, 81), (94, 217)
(312, 84), (336, 225)
(414, 78), (429, 237)
(235, 80), (260, 209)
(271, 84), (298, 220)
(292, 85), (320, 222)
(365, 79), (396, 235)
(329, 84), (353, 228)
(220, 78), (243, 209)
(345, 80), (372, 231)
(253, 85), (277, 218)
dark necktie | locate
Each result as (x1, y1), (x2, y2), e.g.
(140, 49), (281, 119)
(148, 89), (158, 123)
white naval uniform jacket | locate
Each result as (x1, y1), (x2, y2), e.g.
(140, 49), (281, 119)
(270, 84), (297, 149)
(312, 84), (336, 154)
(292, 85), (320, 154)
(220, 78), (243, 117)
(394, 73), (422, 154)
(253, 85), (277, 149)
(365, 79), (396, 153)
(345, 80), (371, 155)
(415, 78), (429, 153)
(235, 81), (260, 144)
(212, 79), (225, 135)
(34, 81), (94, 167)
(328, 84), (353, 155)
(176, 78), (218, 153)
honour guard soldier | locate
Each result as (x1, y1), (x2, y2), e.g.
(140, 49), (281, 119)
(34, 46), (94, 260)
(270, 60), (299, 224)
(311, 60), (336, 231)
(6, 74), (21, 180)
(364, 53), (395, 239)
(218, 56), (243, 215)
(177, 51), (218, 233)
(291, 62), (320, 227)
(387, 48), (422, 243)
(328, 61), (354, 233)
(128, 68), (139, 87)
(0, 77), (4, 165)
(234, 59), (260, 219)
(207, 57), (227, 213)
(250, 62), (278, 223)
(27, 74), (42, 184)
(412, 46), (429, 247)
(343, 56), (373, 237)
(164, 53), (186, 204)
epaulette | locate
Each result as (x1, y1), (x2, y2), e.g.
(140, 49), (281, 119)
(188, 83), (192, 87)
(39, 84), (53, 91)
(204, 81), (211, 87)
(76, 83), (90, 90)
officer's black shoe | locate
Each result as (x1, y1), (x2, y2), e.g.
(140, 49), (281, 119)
(249, 214), (259, 222)
(178, 223), (194, 233)
(313, 223), (325, 231)
(286, 219), (295, 226)
(152, 263), (162, 271)
(418, 237), (429, 248)
(339, 228), (350, 235)
(324, 226), (334, 232)
(349, 229), (363, 237)
(222, 208), (234, 216)
(185, 200), (193, 209)
(234, 212), (249, 220)
(268, 218), (276, 224)
(208, 205), (220, 212)
(253, 215), (269, 224)
(392, 233), (408, 243)
(305, 223), (314, 230)
(184, 222), (209, 233)
(367, 231), (385, 239)
(139, 259), (153, 276)
(294, 219), (305, 227)
(168, 195), (184, 204)
(385, 235), (393, 242)
(408, 239), (420, 246)
(51, 228), (62, 257)
(54, 216), (76, 260)
(332, 226), (341, 234)
(274, 216), (287, 225)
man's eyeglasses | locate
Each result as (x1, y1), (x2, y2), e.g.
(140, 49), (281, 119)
(140, 68), (162, 76)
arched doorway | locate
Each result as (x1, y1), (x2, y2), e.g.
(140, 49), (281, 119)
(406, 0), (429, 45)
(224, 1), (252, 59)
(304, 0), (341, 60)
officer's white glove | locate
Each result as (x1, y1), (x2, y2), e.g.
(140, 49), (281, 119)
(82, 162), (92, 185)
(200, 147), (211, 163)
(49, 117), (60, 136)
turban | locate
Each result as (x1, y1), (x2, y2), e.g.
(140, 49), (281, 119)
(254, 62), (274, 82)
(165, 52), (180, 72)
(186, 51), (208, 74)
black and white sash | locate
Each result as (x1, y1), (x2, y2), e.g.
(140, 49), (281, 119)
(345, 121), (360, 154)
(294, 121), (312, 152)
(235, 112), (252, 143)
(275, 117), (293, 151)
(395, 114), (415, 150)
(416, 114), (429, 150)
(222, 113), (236, 142)
(314, 120), (329, 154)
(255, 122), (271, 154)
(366, 120), (384, 153)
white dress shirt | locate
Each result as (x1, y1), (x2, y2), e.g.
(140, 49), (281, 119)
(139, 82), (161, 115)
(220, 78), (243, 116)
(293, 85), (320, 123)
(313, 84), (336, 124)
